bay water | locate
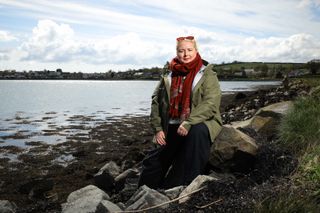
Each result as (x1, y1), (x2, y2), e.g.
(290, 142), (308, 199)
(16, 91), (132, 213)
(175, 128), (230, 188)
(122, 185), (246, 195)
(0, 80), (280, 147)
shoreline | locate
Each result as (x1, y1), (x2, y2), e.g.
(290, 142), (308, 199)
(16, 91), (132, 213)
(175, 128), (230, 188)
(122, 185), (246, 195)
(1, 81), (305, 212)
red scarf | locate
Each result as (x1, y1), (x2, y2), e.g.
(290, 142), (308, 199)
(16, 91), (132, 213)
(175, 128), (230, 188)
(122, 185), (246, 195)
(169, 53), (203, 121)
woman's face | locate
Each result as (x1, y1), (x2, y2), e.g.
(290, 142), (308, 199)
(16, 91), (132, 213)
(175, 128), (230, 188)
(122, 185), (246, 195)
(176, 40), (197, 64)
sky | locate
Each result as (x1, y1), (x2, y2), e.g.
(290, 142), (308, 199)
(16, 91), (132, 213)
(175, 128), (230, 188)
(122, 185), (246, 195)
(0, 0), (320, 73)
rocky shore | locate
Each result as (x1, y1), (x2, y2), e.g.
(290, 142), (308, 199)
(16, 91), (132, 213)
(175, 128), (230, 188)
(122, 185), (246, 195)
(0, 80), (310, 212)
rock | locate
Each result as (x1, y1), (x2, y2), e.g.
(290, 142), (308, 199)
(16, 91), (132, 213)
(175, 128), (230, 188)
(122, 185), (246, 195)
(97, 200), (122, 212)
(164, 186), (185, 200)
(98, 161), (121, 178)
(94, 171), (115, 192)
(62, 185), (110, 213)
(0, 200), (17, 213)
(209, 125), (258, 169)
(208, 170), (235, 180)
(94, 161), (120, 192)
(179, 175), (217, 203)
(235, 92), (247, 100)
(125, 185), (170, 210)
(309, 85), (320, 100)
(232, 101), (293, 139)
(114, 168), (139, 191)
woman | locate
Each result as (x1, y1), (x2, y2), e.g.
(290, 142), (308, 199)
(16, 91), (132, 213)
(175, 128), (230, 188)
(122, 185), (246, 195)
(138, 36), (222, 189)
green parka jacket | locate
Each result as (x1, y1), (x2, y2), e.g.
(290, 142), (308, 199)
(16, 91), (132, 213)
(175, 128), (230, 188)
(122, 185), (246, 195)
(150, 61), (222, 142)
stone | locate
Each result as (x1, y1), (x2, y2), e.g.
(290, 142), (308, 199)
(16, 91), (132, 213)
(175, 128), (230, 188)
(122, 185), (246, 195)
(125, 185), (170, 210)
(209, 125), (258, 168)
(164, 186), (185, 200)
(309, 85), (320, 100)
(178, 175), (217, 203)
(114, 168), (139, 191)
(232, 101), (293, 138)
(94, 161), (121, 192)
(61, 185), (110, 213)
(98, 161), (121, 178)
(0, 200), (17, 213)
(97, 200), (122, 212)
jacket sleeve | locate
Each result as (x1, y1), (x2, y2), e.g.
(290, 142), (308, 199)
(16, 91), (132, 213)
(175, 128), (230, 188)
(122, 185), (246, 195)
(150, 78), (164, 133)
(182, 70), (221, 131)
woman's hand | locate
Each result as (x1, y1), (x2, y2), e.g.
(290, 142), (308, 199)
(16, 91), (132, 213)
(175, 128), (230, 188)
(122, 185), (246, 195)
(156, 131), (166, 145)
(177, 124), (188, 136)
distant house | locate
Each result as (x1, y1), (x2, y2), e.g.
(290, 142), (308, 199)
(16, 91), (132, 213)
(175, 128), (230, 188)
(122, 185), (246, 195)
(244, 68), (255, 75)
(133, 72), (143, 76)
(233, 70), (244, 77)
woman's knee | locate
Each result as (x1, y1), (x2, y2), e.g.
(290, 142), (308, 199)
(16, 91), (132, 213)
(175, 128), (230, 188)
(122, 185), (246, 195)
(188, 123), (209, 137)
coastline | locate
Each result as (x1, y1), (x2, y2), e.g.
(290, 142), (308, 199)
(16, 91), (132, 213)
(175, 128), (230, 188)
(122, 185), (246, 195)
(0, 82), (306, 212)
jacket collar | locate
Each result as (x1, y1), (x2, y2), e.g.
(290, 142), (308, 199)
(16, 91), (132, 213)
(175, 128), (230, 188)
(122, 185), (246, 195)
(164, 64), (207, 99)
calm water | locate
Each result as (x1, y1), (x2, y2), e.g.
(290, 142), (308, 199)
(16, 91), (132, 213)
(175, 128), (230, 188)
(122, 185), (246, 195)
(0, 80), (280, 147)
(0, 80), (280, 118)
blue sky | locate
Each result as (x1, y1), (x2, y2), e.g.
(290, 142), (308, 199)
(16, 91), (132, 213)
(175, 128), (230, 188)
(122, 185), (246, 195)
(0, 0), (320, 73)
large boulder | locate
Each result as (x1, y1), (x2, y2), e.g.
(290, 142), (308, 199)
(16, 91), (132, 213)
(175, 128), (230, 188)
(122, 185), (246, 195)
(233, 101), (293, 139)
(209, 125), (258, 172)
(62, 185), (120, 213)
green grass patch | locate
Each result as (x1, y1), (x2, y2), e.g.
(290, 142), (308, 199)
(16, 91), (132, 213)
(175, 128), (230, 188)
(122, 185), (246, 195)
(255, 78), (320, 212)
(254, 189), (320, 213)
(300, 76), (320, 88)
(278, 96), (320, 155)
(298, 146), (320, 184)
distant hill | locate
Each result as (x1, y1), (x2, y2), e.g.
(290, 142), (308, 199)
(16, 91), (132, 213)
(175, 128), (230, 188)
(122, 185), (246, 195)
(1, 61), (319, 80)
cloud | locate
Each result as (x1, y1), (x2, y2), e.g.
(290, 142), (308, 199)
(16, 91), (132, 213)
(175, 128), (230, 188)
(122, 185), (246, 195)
(21, 19), (82, 62)
(201, 33), (320, 63)
(0, 30), (16, 42)
(20, 19), (173, 66)
(0, 52), (10, 61)
(298, 0), (320, 8)
(19, 19), (320, 70)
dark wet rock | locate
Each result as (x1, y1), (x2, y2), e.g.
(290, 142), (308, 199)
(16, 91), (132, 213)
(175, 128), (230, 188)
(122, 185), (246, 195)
(18, 179), (54, 199)
(235, 92), (247, 100)
(24, 141), (47, 146)
(93, 169), (115, 193)
(71, 150), (87, 158)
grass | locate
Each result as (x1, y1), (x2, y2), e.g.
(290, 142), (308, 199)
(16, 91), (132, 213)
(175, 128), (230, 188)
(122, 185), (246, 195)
(255, 77), (320, 212)
(255, 190), (320, 213)
(277, 97), (320, 155)
(299, 146), (320, 184)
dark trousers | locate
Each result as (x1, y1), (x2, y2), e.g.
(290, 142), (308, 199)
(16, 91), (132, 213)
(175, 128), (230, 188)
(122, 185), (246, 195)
(138, 123), (211, 189)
